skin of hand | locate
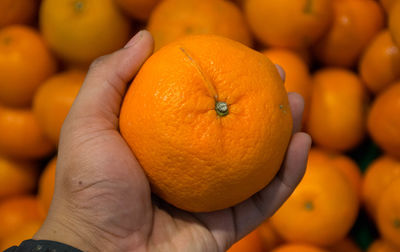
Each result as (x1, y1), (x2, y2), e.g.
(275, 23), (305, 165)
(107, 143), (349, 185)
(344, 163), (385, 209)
(33, 31), (312, 252)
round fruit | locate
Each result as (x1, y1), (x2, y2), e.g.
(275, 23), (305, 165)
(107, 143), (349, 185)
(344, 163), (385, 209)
(147, 0), (252, 51)
(270, 149), (359, 246)
(114, 0), (161, 21)
(362, 155), (400, 218)
(0, 155), (37, 198)
(377, 178), (400, 248)
(367, 239), (398, 252)
(313, 148), (362, 199)
(227, 230), (264, 252)
(0, 0), (38, 28)
(120, 35), (293, 212)
(0, 220), (42, 251)
(0, 196), (44, 239)
(389, 1), (400, 46)
(359, 30), (400, 94)
(38, 157), (57, 214)
(367, 82), (400, 159)
(33, 70), (85, 145)
(40, 0), (132, 65)
(0, 106), (54, 160)
(244, 0), (332, 49)
(313, 0), (384, 67)
(272, 244), (329, 252)
(262, 48), (312, 125)
(307, 69), (367, 151)
(0, 25), (57, 107)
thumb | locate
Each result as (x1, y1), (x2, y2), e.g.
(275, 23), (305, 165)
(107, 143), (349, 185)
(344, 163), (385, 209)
(65, 30), (154, 131)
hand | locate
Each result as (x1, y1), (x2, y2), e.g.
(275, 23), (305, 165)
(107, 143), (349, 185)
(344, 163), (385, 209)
(34, 31), (312, 252)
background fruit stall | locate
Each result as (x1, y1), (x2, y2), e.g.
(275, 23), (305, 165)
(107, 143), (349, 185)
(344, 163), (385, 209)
(0, 0), (400, 251)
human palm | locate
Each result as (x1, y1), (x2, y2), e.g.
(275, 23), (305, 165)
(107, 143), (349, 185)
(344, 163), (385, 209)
(34, 31), (311, 252)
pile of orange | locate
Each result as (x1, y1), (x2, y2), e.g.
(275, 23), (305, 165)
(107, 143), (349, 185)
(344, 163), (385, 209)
(0, 0), (400, 250)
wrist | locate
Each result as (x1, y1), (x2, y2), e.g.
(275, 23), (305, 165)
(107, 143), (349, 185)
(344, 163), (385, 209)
(33, 208), (104, 252)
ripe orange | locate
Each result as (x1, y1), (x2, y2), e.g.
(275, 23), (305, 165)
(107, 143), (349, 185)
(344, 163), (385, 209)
(0, 220), (42, 251)
(262, 48), (312, 125)
(114, 0), (161, 21)
(329, 238), (362, 252)
(307, 69), (367, 151)
(33, 70), (85, 145)
(313, 148), (362, 199)
(362, 155), (400, 218)
(313, 0), (384, 67)
(389, 1), (400, 46)
(377, 178), (400, 248)
(0, 106), (54, 160)
(147, 0), (253, 51)
(120, 35), (293, 212)
(367, 82), (400, 159)
(227, 230), (264, 252)
(244, 0), (332, 49)
(359, 30), (400, 94)
(40, 0), (132, 65)
(0, 155), (37, 199)
(0, 0), (38, 28)
(0, 196), (44, 239)
(367, 239), (398, 252)
(0, 25), (57, 107)
(272, 244), (329, 252)
(37, 157), (57, 214)
(270, 149), (359, 246)
(258, 220), (283, 251)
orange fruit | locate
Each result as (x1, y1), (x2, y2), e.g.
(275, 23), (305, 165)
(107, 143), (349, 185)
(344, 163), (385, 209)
(33, 70), (85, 145)
(0, 25), (57, 107)
(328, 238), (362, 252)
(0, 155), (37, 199)
(0, 220), (42, 251)
(313, 0), (385, 68)
(40, 0), (132, 65)
(367, 239), (399, 252)
(272, 244), (329, 252)
(328, 152), (362, 199)
(0, 196), (44, 239)
(258, 220), (283, 251)
(307, 68), (367, 152)
(0, 0), (38, 28)
(359, 30), (400, 94)
(312, 148), (362, 199)
(389, 1), (400, 47)
(368, 82), (400, 159)
(120, 35), (293, 212)
(362, 155), (400, 218)
(37, 156), (57, 214)
(227, 230), (264, 252)
(0, 106), (54, 160)
(270, 149), (359, 246)
(377, 178), (400, 248)
(244, 0), (332, 49)
(115, 0), (161, 21)
(147, 0), (252, 51)
(262, 48), (312, 125)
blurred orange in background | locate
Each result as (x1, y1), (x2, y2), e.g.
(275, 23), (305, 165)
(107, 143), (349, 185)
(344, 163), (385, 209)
(0, 25), (57, 107)
(147, 0), (252, 51)
(313, 0), (384, 68)
(33, 70), (85, 145)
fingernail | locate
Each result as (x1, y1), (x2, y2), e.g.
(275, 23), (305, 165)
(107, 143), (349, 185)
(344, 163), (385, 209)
(124, 30), (145, 48)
